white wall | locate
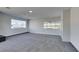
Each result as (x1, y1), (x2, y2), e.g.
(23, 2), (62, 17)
(0, 14), (27, 36)
(27, 19), (30, 32)
(29, 17), (62, 35)
(62, 9), (71, 42)
(70, 8), (79, 51)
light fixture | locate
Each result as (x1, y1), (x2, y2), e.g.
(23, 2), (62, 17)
(28, 10), (32, 13)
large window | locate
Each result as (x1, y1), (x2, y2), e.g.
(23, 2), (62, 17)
(43, 22), (62, 29)
(11, 19), (26, 29)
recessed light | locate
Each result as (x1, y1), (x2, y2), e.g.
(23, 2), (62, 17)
(28, 10), (32, 13)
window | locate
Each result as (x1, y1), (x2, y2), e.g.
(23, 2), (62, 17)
(43, 22), (62, 29)
(11, 19), (26, 29)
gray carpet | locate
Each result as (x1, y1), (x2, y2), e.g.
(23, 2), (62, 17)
(0, 33), (77, 52)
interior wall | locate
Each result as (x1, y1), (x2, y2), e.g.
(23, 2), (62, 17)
(60, 11), (63, 41)
(0, 13), (27, 36)
(29, 17), (62, 35)
(70, 8), (79, 51)
(62, 9), (71, 42)
(27, 19), (30, 32)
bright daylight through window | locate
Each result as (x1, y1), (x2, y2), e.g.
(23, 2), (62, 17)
(11, 19), (26, 29)
(44, 22), (62, 29)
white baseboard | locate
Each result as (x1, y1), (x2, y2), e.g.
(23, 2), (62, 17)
(30, 32), (61, 36)
(70, 41), (79, 52)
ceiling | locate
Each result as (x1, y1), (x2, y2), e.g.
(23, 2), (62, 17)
(0, 7), (70, 19)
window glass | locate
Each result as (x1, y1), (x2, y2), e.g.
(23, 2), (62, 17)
(11, 19), (26, 29)
(44, 22), (62, 29)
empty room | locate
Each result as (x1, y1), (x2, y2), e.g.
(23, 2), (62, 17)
(0, 7), (78, 52)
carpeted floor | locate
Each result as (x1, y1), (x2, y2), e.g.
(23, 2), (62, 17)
(0, 33), (77, 52)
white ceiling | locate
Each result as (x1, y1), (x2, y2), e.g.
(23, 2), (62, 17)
(0, 7), (70, 19)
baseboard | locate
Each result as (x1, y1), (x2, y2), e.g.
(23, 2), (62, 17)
(62, 40), (70, 42)
(7, 32), (30, 37)
(70, 42), (78, 52)
(30, 32), (61, 36)
(64, 41), (78, 52)
(70, 41), (79, 52)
